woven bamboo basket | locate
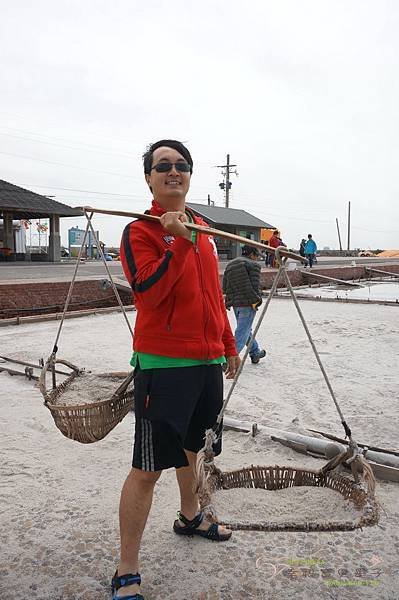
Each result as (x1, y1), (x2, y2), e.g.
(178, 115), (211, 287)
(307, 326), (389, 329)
(39, 358), (134, 444)
(200, 464), (379, 532)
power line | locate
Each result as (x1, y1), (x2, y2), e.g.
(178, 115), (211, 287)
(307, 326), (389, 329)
(18, 183), (138, 198)
(0, 150), (141, 179)
(0, 130), (134, 158)
(0, 112), (143, 148)
(49, 197), (147, 210)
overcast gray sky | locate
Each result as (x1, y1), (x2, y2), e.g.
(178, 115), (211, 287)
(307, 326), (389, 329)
(1, 0), (398, 250)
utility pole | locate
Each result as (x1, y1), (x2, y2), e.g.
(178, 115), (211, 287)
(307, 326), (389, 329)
(336, 218), (343, 251)
(217, 154), (238, 208)
(347, 201), (351, 251)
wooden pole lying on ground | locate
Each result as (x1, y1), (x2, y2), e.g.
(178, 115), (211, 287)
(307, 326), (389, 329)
(301, 270), (365, 288)
(365, 267), (399, 279)
(224, 421), (399, 480)
(78, 206), (305, 263)
(223, 416), (259, 436)
(271, 431), (399, 469)
(0, 355), (70, 376)
(308, 428), (399, 457)
(0, 365), (38, 379)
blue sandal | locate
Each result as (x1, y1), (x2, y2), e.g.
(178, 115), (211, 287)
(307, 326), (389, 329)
(111, 571), (144, 600)
(173, 511), (232, 541)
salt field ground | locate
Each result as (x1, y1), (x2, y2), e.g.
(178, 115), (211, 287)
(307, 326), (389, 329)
(1, 298), (399, 599)
(282, 280), (399, 303)
(0, 256), (399, 282)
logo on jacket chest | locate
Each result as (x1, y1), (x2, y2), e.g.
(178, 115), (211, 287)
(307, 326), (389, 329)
(208, 236), (218, 256)
(162, 235), (175, 245)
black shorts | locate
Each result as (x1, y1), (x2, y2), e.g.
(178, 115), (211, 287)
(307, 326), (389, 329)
(132, 364), (223, 471)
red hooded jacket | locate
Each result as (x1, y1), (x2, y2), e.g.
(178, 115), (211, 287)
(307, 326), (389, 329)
(120, 200), (236, 360)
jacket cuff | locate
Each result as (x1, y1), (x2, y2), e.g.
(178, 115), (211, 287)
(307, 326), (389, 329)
(224, 340), (238, 357)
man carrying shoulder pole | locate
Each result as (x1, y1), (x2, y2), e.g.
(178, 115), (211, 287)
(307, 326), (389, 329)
(114, 140), (240, 599)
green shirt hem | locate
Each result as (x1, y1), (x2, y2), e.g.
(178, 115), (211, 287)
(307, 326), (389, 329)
(130, 352), (226, 370)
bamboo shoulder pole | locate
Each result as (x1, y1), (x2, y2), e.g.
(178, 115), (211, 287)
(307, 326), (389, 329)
(79, 206), (305, 263)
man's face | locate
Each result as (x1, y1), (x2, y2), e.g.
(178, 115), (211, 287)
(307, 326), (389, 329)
(145, 146), (191, 207)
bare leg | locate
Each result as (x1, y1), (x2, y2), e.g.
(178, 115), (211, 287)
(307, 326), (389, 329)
(175, 450), (231, 535)
(175, 450), (200, 520)
(116, 467), (161, 597)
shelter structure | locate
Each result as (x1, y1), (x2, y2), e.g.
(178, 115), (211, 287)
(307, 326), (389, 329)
(0, 180), (82, 262)
(187, 202), (274, 259)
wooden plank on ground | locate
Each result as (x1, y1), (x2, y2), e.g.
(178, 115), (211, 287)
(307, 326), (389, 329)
(365, 267), (399, 278)
(368, 462), (399, 483)
(308, 428), (399, 456)
(301, 271), (365, 288)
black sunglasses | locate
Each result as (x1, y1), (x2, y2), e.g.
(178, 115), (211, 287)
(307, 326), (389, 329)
(151, 161), (191, 173)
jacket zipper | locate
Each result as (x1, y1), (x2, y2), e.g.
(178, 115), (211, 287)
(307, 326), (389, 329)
(195, 241), (210, 358)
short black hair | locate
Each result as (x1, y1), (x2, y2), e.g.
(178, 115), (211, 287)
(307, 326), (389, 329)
(143, 139), (193, 175)
(242, 244), (260, 257)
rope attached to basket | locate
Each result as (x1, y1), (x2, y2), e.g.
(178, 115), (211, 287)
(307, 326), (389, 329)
(39, 211), (136, 442)
(197, 249), (376, 508)
(54, 212), (133, 352)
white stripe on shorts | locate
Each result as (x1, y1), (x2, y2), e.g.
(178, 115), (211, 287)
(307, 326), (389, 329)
(141, 418), (155, 471)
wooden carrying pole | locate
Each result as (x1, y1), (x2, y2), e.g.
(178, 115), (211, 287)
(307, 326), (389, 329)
(79, 206), (305, 263)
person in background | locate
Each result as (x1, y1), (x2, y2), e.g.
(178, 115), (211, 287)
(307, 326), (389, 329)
(299, 238), (308, 267)
(304, 233), (317, 268)
(263, 251), (273, 267)
(259, 245), (268, 265)
(222, 244), (267, 364)
(268, 230), (287, 268)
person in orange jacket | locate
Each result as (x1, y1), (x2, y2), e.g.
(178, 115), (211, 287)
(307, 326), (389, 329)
(267, 230), (286, 267)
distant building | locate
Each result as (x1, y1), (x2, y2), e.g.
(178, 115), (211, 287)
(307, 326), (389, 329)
(187, 202), (275, 259)
(0, 180), (82, 262)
